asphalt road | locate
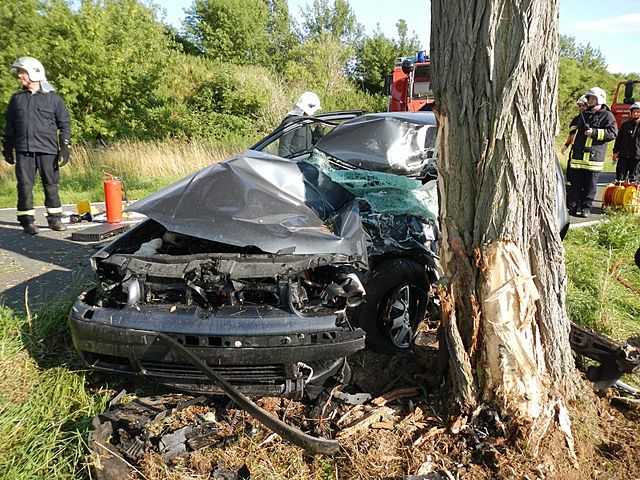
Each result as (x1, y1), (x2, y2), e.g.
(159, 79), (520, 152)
(0, 172), (619, 314)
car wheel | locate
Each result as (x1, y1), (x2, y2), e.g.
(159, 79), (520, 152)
(353, 258), (429, 353)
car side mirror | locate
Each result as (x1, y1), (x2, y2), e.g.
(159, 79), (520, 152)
(401, 59), (415, 75)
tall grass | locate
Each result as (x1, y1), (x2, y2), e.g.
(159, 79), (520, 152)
(564, 212), (640, 338)
(0, 136), (258, 208)
(0, 297), (111, 479)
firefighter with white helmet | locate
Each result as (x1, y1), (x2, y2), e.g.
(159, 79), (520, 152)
(612, 101), (640, 182)
(576, 95), (588, 111)
(566, 86), (617, 218)
(2, 56), (71, 234)
(294, 91), (322, 116)
(561, 95), (590, 155)
(277, 92), (324, 158)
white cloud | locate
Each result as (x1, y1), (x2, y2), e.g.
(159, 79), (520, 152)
(570, 13), (640, 32)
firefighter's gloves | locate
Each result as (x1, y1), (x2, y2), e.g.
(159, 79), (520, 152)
(2, 148), (14, 165)
(58, 139), (71, 167)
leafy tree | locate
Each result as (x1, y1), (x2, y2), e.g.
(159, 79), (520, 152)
(283, 31), (354, 94)
(42, 0), (181, 139)
(354, 21), (421, 95)
(298, 0), (363, 47)
(560, 34), (608, 72)
(394, 19), (421, 57)
(354, 28), (396, 94)
(263, 0), (299, 71)
(183, 0), (269, 63)
(0, 0), (49, 105)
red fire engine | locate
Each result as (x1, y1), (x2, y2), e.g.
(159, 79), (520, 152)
(385, 51), (434, 112)
(611, 80), (640, 129)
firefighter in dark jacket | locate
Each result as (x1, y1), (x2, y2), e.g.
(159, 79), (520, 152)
(277, 92), (323, 158)
(2, 56), (71, 235)
(612, 101), (640, 182)
(566, 87), (617, 218)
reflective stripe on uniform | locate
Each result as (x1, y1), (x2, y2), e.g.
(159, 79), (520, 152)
(569, 125), (578, 134)
(46, 207), (63, 214)
(597, 128), (605, 141)
(17, 210), (36, 217)
(582, 136), (593, 162)
(571, 158), (604, 171)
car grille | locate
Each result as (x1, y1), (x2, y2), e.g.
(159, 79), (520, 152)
(140, 361), (287, 385)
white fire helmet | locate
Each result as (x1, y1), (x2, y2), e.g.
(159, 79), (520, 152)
(630, 101), (640, 111)
(584, 87), (607, 105)
(576, 95), (587, 106)
(295, 92), (322, 116)
(10, 56), (47, 82)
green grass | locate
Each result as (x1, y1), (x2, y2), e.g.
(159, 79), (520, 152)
(564, 212), (640, 336)
(0, 297), (111, 479)
(564, 212), (640, 388)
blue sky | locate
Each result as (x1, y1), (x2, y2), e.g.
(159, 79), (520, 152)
(159, 0), (640, 74)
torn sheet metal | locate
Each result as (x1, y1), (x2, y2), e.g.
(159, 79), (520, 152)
(127, 152), (367, 257)
(315, 112), (437, 176)
(361, 212), (439, 257)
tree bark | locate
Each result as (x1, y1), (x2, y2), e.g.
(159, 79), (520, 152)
(430, 0), (579, 452)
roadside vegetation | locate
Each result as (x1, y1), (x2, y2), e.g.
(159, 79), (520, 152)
(0, 137), (254, 208)
(0, 213), (638, 479)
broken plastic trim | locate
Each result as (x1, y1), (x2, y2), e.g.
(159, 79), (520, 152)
(153, 331), (340, 454)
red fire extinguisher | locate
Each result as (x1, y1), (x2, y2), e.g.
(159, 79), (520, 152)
(103, 174), (123, 223)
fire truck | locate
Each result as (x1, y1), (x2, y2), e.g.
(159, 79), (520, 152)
(611, 79), (640, 129)
(384, 51), (434, 112)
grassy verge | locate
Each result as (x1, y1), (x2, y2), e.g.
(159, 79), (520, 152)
(0, 296), (111, 479)
(0, 137), (257, 208)
(564, 211), (640, 388)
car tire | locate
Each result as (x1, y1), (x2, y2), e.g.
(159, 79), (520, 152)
(353, 258), (429, 353)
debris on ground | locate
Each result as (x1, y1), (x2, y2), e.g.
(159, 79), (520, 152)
(86, 340), (640, 479)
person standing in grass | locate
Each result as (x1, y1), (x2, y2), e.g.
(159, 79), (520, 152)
(612, 102), (640, 182)
(2, 56), (71, 235)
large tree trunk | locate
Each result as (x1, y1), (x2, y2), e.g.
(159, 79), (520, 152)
(431, 0), (579, 453)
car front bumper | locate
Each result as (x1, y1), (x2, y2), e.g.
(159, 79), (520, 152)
(69, 289), (366, 397)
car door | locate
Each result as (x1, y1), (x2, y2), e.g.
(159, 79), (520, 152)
(250, 111), (362, 159)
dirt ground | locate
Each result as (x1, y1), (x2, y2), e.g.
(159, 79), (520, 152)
(87, 343), (640, 480)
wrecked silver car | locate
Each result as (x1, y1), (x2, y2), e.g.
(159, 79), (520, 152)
(69, 112), (441, 398)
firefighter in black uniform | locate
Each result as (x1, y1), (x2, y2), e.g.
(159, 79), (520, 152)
(277, 92), (323, 158)
(2, 56), (71, 235)
(612, 101), (640, 182)
(566, 87), (617, 218)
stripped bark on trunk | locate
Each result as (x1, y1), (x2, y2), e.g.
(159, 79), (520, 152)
(430, 0), (579, 454)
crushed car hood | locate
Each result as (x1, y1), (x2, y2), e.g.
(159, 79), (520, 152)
(314, 112), (437, 176)
(128, 152), (367, 256)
